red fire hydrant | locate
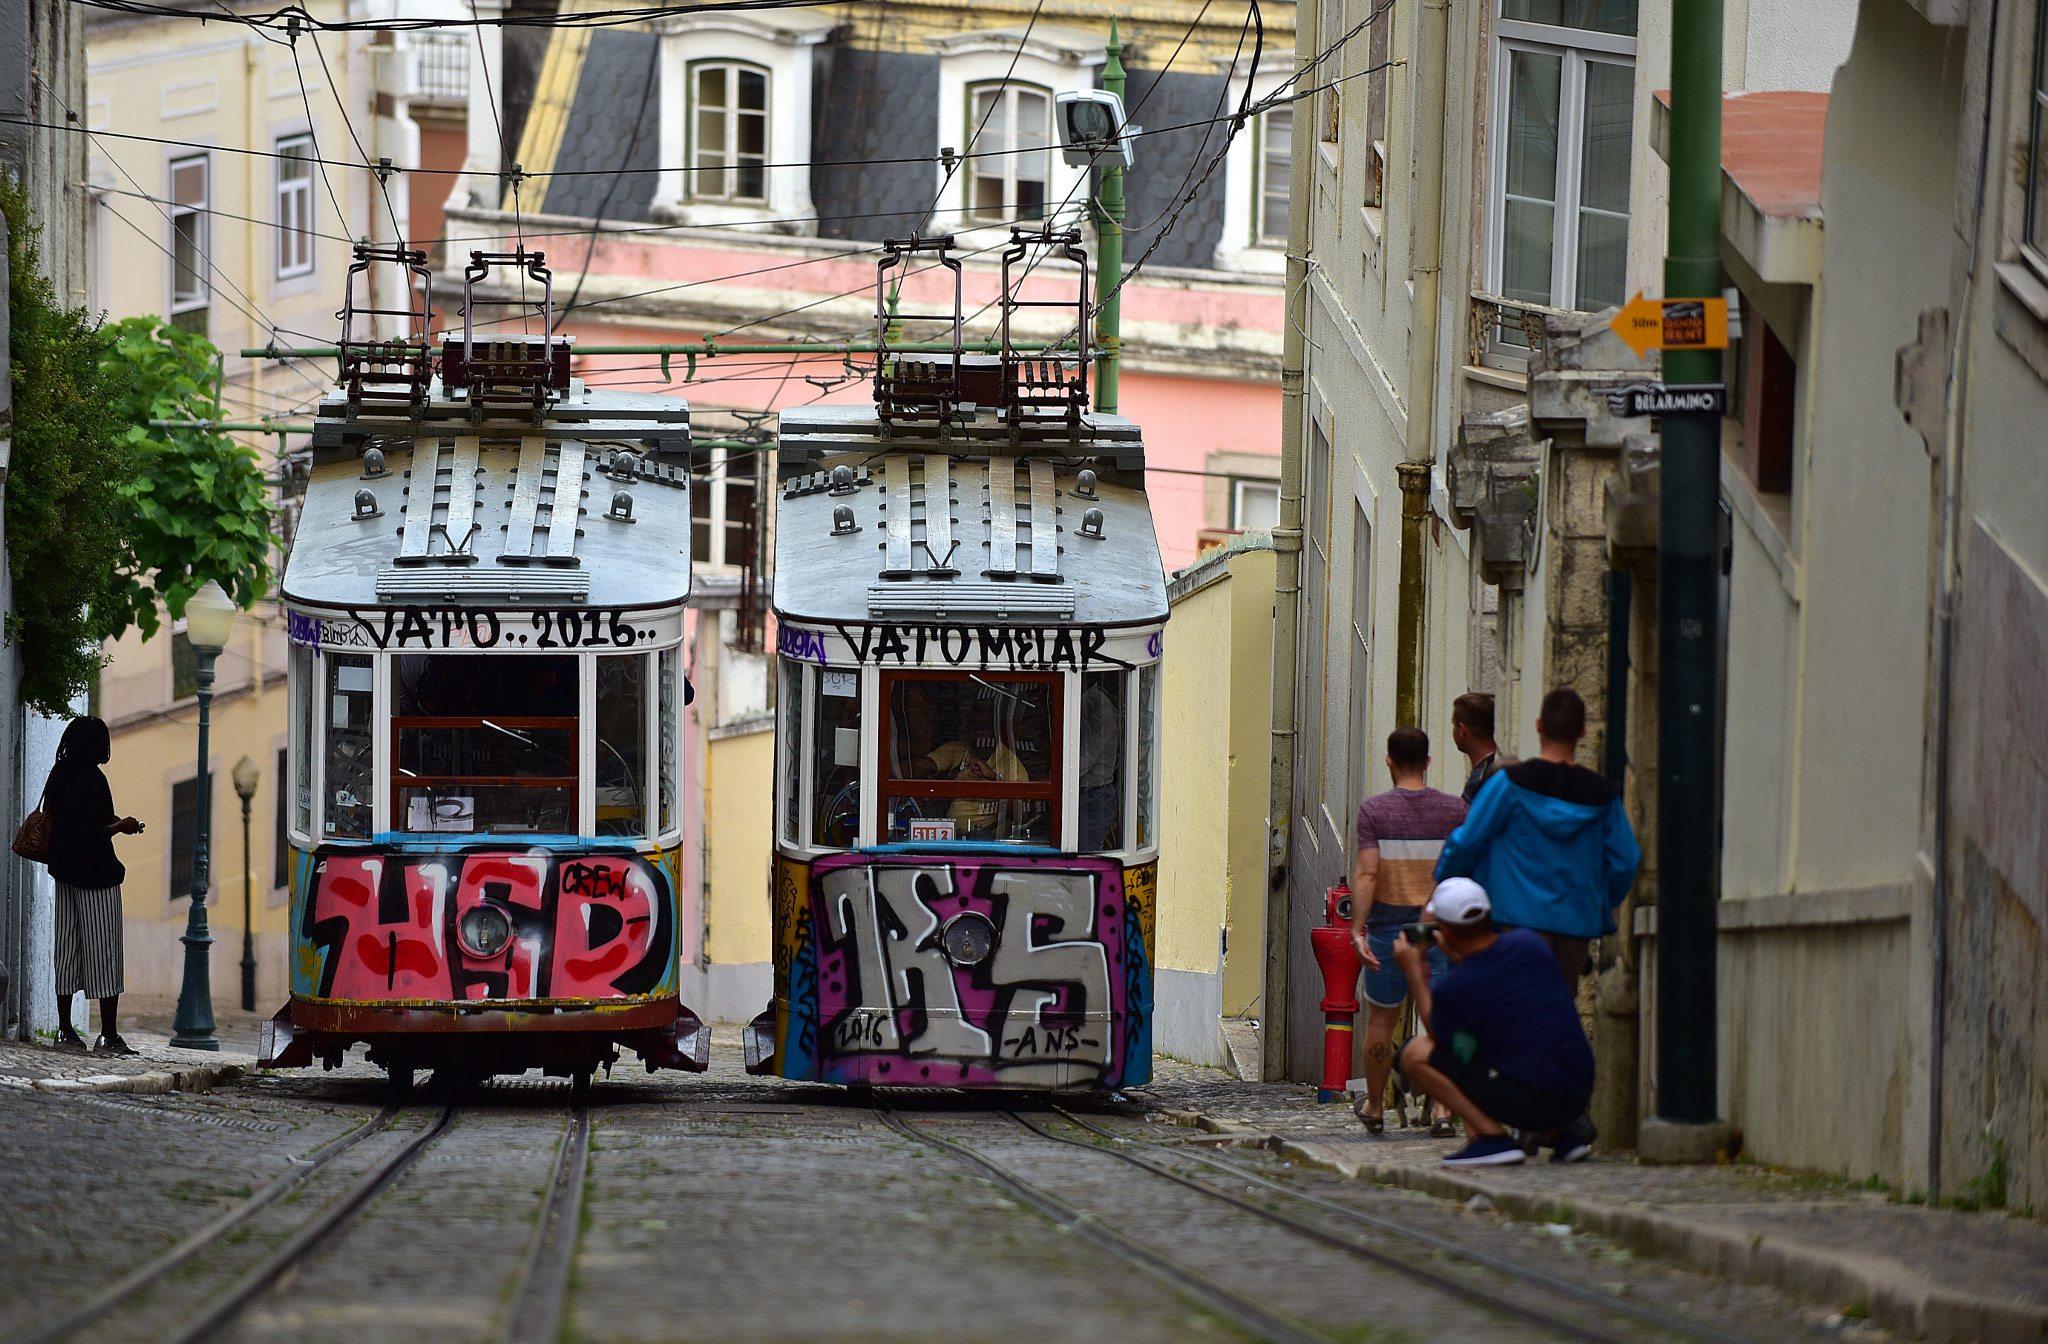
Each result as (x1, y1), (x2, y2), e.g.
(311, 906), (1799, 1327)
(1309, 883), (1365, 1103)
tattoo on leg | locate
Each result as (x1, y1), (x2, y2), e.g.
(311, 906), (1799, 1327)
(1367, 1041), (1391, 1063)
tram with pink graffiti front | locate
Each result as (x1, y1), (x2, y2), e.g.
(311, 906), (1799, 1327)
(745, 229), (1166, 1092)
(257, 246), (706, 1099)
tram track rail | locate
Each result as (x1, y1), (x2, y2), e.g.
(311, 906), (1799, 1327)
(1039, 1106), (1760, 1344)
(876, 1106), (1336, 1344)
(883, 1101), (1765, 1344)
(162, 1103), (464, 1344)
(22, 1086), (597, 1344)
(18, 1101), (406, 1344)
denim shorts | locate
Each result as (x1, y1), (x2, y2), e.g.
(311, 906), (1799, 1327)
(1361, 925), (1450, 1009)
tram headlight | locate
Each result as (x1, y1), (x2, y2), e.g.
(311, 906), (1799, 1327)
(940, 912), (997, 967)
(458, 904), (515, 959)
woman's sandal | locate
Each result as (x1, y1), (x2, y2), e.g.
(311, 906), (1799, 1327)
(1429, 1116), (1458, 1138)
(1351, 1095), (1386, 1134)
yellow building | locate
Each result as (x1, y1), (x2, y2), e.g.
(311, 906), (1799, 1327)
(81, 2), (391, 1009)
(1155, 538), (1276, 1074)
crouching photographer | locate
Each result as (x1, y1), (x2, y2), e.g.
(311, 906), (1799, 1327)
(1392, 878), (1597, 1167)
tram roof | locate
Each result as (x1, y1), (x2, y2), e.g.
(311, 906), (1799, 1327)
(283, 386), (694, 612)
(773, 445), (1168, 628)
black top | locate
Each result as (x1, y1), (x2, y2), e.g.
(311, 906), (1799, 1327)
(1502, 757), (1620, 809)
(45, 766), (125, 889)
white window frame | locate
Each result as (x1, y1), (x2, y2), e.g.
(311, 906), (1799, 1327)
(1231, 478), (1281, 531)
(653, 13), (824, 228)
(275, 132), (315, 280)
(1483, 16), (1637, 357)
(963, 81), (1053, 225)
(930, 29), (1100, 241)
(688, 59), (770, 204)
(168, 152), (210, 314)
(1213, 60), (1292, 273)
(2024, 0), (2048, 282)
(693, 446), (758, 570)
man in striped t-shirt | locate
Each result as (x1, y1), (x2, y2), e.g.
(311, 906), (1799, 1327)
(1347, 727), (1468, 1132)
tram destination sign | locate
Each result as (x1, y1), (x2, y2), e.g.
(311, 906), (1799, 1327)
(289, 607), (678, 652)
(1602, 382), (1728, 418)
(779, 621), (1159, 672)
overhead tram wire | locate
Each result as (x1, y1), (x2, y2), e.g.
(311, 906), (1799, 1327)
(287, 25), (357, 254)
(555, 32), (662, 330)
(68, 0), (863, 33)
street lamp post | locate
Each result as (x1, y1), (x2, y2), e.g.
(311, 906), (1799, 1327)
(232, 755), (260, 1013)
(170, 580), (239, 1051)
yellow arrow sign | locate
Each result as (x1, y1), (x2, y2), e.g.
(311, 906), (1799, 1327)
(1610, 291), (1730, 358)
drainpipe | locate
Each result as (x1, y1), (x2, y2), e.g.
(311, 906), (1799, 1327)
(1094, 19), (1126, 415)
(1263, 0), (1316, 1083)
(1647, 0), (1725, 1153)
(1927, 0), (2001, 1201)
(1395, 0), (1451, 731)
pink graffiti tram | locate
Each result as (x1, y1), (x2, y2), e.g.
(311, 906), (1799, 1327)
(746, 230), (1166, 1091)
(258, 246), (707, 1098)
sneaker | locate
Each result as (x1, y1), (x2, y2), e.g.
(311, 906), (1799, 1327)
(1549, 1113), (1596, 1164)
(94, 1033), (140, 1058)
(54, 1026), (87, 1053)
(1442, 1133), (1527, 1167)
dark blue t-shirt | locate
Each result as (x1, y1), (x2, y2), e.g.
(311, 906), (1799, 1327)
(1429, 928), (1593, 1101)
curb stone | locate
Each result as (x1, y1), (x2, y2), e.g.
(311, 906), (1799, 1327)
(1265, 1136), (2048, 1344)
(30, 1063), (244, 1096)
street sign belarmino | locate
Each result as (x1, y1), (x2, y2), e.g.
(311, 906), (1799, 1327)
(1610, 291), (1730, 357)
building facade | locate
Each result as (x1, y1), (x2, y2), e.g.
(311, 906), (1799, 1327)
(437, 0), (1296, 1025)
(1275, 0), (1852, 1111)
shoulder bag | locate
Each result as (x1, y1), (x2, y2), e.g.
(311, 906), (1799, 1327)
(12, 785), (50, 864)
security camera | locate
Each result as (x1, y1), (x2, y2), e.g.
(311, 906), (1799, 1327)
(1055, 89), (1135, 169)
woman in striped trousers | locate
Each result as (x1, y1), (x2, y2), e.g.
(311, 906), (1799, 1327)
(44, 717), (144, 1055)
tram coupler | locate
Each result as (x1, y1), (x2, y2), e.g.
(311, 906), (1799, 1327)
(618, 1008), (711, 1073)
(1309, 883), (1365, 1103)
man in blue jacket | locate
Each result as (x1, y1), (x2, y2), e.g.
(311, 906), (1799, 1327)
(1434, 687), (1640, 986)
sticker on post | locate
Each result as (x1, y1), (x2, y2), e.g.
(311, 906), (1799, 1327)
(908, 818), (957, 842)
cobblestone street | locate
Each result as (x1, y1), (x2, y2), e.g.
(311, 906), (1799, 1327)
(0, 1027), (1890, 1344)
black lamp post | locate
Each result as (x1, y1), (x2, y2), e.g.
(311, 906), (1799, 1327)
(232, 755), (260, 1013)
(170, 580), (237, 1051)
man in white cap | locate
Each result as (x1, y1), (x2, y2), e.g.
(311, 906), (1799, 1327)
(1390, 877), (1598, 1165)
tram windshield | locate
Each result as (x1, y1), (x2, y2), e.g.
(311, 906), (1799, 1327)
(882, 672), (1058, 845)
(392, 655), (578, 834)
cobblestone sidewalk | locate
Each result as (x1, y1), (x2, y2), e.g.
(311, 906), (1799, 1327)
(1142, 1057), (2048, 1344)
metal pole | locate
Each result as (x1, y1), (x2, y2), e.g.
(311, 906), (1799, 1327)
(1263, 0), (1316, 1083)
(239, 791), (255, 1013)
(1093, 18), (1126, 415)
(170, 650), (220, 1050)
(1654, 0), (1724, 1130)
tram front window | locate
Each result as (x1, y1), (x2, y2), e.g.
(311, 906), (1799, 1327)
(595, 654), (647, 837)
(392, 655), (578, 835)
(882, 672), (1057, 845)
(1078, 670), (1124, 852)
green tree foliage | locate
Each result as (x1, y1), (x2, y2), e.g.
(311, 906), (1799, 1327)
(2, 177), (274, 715)
(101, 316), (275, 638)
(1, 178), (134, 715)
